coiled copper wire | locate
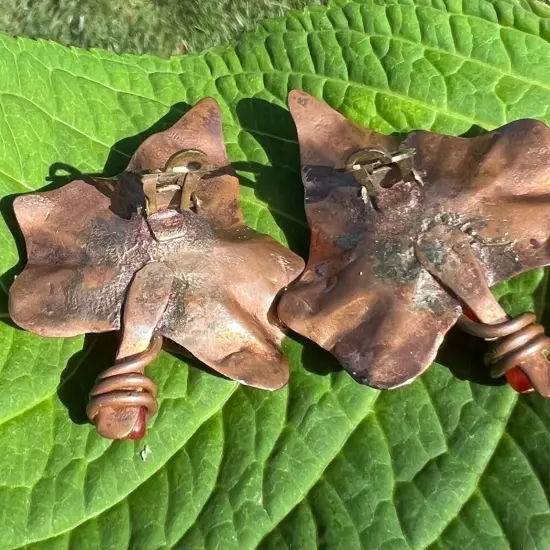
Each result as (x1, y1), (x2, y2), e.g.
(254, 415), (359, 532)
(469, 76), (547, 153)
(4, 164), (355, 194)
(86, 334), (163, 422)
(457, 312), (550, 377)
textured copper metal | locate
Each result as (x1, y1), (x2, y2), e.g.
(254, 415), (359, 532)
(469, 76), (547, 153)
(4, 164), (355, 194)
(278, 89), (550, 395)
(9, 97), (305, 439)
(416, 224), (550, 395)
(458, 314), (550, 384)
(87, 261), (173, 439)
(87, 335), (162, 439)
(458, 313), (538, 340)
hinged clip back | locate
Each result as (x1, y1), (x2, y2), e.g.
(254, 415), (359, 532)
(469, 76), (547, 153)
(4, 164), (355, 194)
(141, 149), (212, 216)
(345, 147), (418, 204)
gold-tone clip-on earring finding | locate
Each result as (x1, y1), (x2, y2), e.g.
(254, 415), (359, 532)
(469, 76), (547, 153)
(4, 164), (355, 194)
(278, 89), (550, 397)
(8, 98), (305, 440)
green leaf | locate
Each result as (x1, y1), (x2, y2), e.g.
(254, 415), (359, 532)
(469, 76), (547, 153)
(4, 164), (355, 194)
(1, 0), (550, 548)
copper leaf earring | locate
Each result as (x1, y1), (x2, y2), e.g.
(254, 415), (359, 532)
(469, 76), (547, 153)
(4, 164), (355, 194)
(278, 90), (550, 397)
(9, 98), (305, 439)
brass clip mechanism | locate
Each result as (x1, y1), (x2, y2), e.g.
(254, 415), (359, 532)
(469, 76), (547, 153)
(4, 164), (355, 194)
(345, 148), (418, 204)
(141, 149), (212, 215)
(139, 149), (214, 242)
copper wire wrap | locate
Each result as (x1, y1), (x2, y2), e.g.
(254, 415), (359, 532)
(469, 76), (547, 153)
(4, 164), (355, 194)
(86, 335), (163, 422)
(457, 313), (550, 377)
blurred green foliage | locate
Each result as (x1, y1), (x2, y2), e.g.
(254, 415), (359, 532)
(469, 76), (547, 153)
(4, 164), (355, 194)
(0, 0), (318, 55)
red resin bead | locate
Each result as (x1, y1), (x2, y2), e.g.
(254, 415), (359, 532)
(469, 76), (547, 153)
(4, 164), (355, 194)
(505, 367), (534, 394)
(124, 407), (147, 440)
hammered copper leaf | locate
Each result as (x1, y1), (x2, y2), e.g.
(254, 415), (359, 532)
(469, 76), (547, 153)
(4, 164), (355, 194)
(0, 0), (550, 548)
(9, 98), (304, 390)
(279, 90), (550, 390)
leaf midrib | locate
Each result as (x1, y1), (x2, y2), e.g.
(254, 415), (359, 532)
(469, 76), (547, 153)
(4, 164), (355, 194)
(423, 393), (519, 548)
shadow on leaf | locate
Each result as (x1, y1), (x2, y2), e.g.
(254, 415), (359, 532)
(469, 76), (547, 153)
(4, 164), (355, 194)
(57, 332), (119, 424)
(436, 325), (506, 388)
(235, 97), (309, 258)
(291, 330), (342, 377)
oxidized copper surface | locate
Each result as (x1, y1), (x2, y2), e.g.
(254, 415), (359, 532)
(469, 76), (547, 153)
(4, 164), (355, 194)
(278, 90), (550, 395)
(9, 98), (305, 438)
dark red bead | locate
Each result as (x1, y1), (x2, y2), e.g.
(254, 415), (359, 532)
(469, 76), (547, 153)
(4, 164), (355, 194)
(505, 367), (533, 394)
(124, 407), (147, 440)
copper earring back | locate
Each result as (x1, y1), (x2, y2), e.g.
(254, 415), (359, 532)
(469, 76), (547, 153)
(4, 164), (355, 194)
(278, 90), (550, 397)
(8, 98), (304, 439)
